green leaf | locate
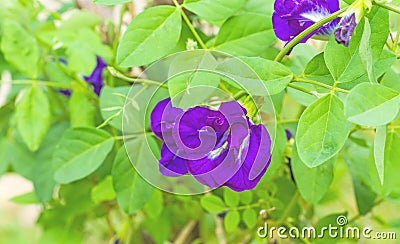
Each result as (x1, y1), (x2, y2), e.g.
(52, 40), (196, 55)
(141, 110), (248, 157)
(239, 57), (293, 95)
(53, 128), (114, 184)
(99, 86), (131, 131)
(9, 192), (39, 205)
(216, 57), (291, 96)
(303, 52), (334, 84)
(223, 188), (239, 207)
(167, 51), (220, 109)
(69, 89), (96, 127)
(242, 0), (274, 16)
(94, 0), (131, 5)
(374, 126), (386, 185)
(184, 0), (247, 23)
(292, 143), (335, 204)
(367, 7), (390, 60)
(345, 83), (400, 126)
(343, 141), (378, 215)
(117, 6), (182, 67)
(112, 139), (156, 214)
(91, 176), (116, 203)
(358, 19), (374, 83)
(30, 124), (68, 203)
(296, 94), (351, 167)
(238, 191), (253, 205)
(314, 213), (347, 244)
(16, 86), (51, 151)
(324, 20), (364, 83)
(242, 209), (257, 229)
(224, 210), (240, 232)
(143, 190), (164, 219)
(200, 195), (226, 213)
(0, 140), (8, 176)
(213, 14), (274, 56)
(380, 132), (400, 196)
(0, 20), (39, 78)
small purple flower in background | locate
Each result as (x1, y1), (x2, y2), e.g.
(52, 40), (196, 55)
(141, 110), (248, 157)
(84, 56), (107, 96)
(272, 0), (340, 45)
(150, 98), (272, 192)
(334, 13), (357, 47)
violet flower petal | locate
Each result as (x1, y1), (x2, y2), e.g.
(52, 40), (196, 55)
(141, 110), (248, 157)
(159, 144), (188, 177)
(272, 0), (340, 44)
(334, 13), (357, 47)
(84, 56), (107, 96)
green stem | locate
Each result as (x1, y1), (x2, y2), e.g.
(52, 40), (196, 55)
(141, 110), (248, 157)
(288, 83), (319, 96)
(275, 7), (348, 62)
(108, 67), (168, 88)
(172, 0), (208, 50)
(8, 80), (71, 89)
(294, 77), (350, 94)
(373, 1), (400, 15)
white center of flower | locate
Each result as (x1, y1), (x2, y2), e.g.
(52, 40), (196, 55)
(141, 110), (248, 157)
(301, 8), (330, 23)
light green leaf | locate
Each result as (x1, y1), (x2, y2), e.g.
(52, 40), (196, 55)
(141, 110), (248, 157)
(303, 52), (334, 85)
(374, 125), (386, 185)
(368, 7), (390, 60)
(117, 6), (182, 67)
(32, 123), (69, 203)
(143, 190), (164, 219)
(324, 20), (364, 83)
(242, 209), (257, 228)
(69, 89), (96, 128)
(168, 51), (220, 109)
(91, 176), (116, 203)
(10, 192), (39, 205)
(53, 128), (114, 184)
(0, 20), (39, 78)
(359, 19), (375, 83)
(238, 191), (253, 205)
(200, 195), (226, 213)
(345, 83), (400, 126)
(213, 14), (274, 56)
(184, 0), (247, 23)
(292, 143), (335, 204)
(296, 94), (351, 167)
(239, 57), (293, 95)
(16, 86), (51, 151)
(99, 86), (131, 131)
(223, 188), (239, 207)
(112, 139), (156, 214)
(224, 210), (240, 232)
(380, 132), (400, 196)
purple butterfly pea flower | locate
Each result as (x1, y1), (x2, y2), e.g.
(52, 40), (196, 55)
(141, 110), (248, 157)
(84, 56), (107, 96)
(334, 13), (357, 47)
(272, 0), (340, 45)
(150, 98), (272, 192)
(54, 56), (107, 97)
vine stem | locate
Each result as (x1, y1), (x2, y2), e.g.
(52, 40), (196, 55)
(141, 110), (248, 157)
(172, 0), (208, 50)
(6, 80), (71, 89)
(288, 83), (319, 96)
(275, 7), (348, 62)
(294, 77), (350, 94)
(107, 67), (168, 88)
(373, 1), (400, 15)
